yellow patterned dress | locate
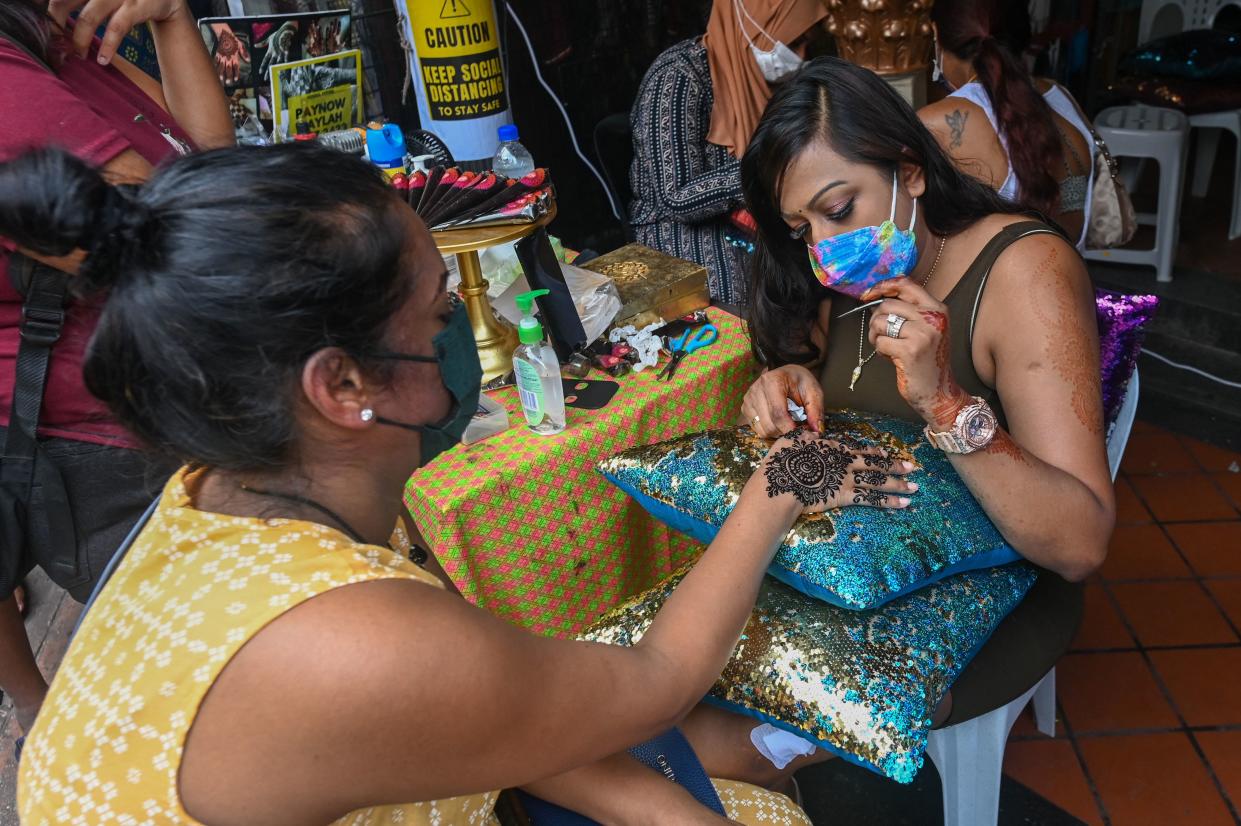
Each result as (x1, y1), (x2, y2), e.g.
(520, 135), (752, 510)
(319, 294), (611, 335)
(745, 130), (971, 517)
(18, 467), (809, 826)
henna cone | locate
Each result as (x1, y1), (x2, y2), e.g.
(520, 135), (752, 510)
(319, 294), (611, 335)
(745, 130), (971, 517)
(415, 165), (446, 215)
(423, 170), (483, 226)
(406, 170), (428, 208)
(437, 169), (550, 227)
(417, 167), (461, 219)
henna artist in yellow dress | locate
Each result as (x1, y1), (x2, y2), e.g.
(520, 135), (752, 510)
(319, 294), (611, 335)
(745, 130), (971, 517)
(3, 145), (910, 823)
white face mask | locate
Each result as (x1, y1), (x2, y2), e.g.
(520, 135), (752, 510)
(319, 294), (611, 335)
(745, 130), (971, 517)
(734, 0), (804, 82)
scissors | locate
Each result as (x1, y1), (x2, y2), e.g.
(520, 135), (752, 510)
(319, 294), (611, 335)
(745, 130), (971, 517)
(656, 323), (719, 381)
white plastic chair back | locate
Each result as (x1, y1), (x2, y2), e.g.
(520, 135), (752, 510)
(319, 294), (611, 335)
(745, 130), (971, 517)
(1140, 0), (1241, 43)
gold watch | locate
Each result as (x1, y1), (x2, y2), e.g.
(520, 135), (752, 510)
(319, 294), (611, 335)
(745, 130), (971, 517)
(923, 396), (998, 454)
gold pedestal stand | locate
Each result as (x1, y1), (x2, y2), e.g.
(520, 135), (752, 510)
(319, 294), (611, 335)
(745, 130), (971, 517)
(431, 204), (557, 385)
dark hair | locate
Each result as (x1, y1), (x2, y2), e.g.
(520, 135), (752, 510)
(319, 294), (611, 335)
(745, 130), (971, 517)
(0, 144), (414, 470)
(741, 57), (1023, 367)
(932, 0), (1063, 217)
(0, 1), (53, 66)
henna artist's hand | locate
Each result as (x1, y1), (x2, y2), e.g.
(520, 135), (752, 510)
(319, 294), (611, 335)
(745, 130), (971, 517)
(49, 0), (189, 64)
(861, 278), (972, 430)
(760, 428), (917, 513)
(741, 364), (824, 438)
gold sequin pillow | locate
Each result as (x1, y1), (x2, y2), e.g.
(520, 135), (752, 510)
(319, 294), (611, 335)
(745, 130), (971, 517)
(582, 564), (1038, 782)
(598, 410), (1021, 609)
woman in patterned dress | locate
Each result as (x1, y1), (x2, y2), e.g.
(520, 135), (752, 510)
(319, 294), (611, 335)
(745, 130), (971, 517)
(628, 0), (825, 306)
(3, 144), (920, 824)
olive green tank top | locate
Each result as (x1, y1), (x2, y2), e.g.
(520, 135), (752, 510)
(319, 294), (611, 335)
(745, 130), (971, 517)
(819, 221), (1061, 427)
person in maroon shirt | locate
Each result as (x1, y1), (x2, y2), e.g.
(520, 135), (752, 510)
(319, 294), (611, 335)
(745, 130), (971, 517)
(0, 0), (231, 753)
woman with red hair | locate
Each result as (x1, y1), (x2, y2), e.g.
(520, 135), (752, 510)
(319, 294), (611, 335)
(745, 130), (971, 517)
(918, 0), (1095, 249)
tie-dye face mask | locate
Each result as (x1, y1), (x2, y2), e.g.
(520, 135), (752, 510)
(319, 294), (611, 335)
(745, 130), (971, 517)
(806, 171), (919, 299)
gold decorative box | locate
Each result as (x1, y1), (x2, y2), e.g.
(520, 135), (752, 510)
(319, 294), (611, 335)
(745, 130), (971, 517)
(581, 243), (710, 330)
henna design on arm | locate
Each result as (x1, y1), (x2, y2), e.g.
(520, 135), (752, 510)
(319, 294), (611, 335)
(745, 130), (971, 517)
(919, 310), (970, 429)
(984, 429), (1029, 465)
(1027, 245), (1104, 436)
(764, 433), (854, 507)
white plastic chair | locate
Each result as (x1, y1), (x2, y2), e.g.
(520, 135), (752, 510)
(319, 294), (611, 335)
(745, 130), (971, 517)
(924, 369), (1139, 826)
(1083, 106), (1189, 282)
(1139, 0), (1241, 239)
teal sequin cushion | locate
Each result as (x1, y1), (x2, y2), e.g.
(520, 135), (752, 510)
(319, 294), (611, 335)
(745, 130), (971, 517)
(599, 410), (1021, 610)
(582, 564), (1038, 783)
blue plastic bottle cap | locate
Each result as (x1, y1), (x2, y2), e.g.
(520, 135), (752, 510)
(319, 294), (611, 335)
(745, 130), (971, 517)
(498, 124), (519, 143)
(367, 123), (406, 164)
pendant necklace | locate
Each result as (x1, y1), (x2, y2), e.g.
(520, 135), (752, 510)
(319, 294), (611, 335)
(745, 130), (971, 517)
(239, 483), (366, 543)
(849, 233), (948, 391)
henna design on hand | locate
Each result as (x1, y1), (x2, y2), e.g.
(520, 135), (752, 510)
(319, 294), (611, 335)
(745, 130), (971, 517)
(853, 469), (889, 487)
(862, 452), (895, 471)
(765, 432), (854, 507)
(217, 29), (239, 57)
(852, 488), (889, 507)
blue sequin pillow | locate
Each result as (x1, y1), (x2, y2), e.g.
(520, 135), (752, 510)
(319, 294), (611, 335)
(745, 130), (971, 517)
(582, 563), (1038, 782)
(599, 410), (1021, 610)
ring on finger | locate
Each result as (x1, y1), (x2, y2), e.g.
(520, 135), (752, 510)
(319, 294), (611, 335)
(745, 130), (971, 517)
(885, 313), (907, 339)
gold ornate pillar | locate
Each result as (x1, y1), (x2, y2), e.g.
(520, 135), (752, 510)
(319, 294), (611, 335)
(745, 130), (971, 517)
(823, 0), (935, 109)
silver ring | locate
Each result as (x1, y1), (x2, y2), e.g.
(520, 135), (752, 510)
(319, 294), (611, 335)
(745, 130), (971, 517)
(753, 415), (762, 425)
(885, 313), (907, 339)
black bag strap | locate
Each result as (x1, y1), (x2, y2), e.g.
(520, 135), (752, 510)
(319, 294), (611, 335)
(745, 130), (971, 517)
(1, 257), (69, 487)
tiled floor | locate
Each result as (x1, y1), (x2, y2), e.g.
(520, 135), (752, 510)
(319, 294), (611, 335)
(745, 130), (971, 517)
(1002, 420), (1241, 826)
(2, 420), (1240, 825)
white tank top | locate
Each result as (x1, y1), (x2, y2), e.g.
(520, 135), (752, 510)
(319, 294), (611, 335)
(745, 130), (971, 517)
(948, 81), (1095, 249)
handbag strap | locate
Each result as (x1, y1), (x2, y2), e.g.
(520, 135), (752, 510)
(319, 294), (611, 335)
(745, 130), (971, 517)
(0, 258), (69, 488)
(1056, 84), (1122, 182)
(515, 727), (725, 824)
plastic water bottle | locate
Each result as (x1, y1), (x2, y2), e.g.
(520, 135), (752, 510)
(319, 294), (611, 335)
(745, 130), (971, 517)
(492, 124), (535, 179)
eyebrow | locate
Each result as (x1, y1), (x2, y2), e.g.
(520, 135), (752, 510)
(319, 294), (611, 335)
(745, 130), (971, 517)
(781, 179), (846, 221)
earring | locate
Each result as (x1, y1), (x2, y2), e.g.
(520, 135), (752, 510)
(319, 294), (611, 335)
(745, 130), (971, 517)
(360, 408), (374, 422)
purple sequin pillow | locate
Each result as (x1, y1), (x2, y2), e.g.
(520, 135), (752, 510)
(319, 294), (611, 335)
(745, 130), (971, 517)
(1096, 291), (1158, 427)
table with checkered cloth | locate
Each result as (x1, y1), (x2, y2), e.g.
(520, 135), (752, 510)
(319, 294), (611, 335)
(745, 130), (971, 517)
(405, 309), (754, 637)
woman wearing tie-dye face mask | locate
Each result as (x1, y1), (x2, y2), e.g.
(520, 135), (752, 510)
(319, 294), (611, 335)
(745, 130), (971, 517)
(738, 58), (1115, 731)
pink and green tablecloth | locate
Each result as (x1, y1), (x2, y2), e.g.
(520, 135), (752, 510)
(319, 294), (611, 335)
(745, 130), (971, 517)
(405, 310), (755, 637)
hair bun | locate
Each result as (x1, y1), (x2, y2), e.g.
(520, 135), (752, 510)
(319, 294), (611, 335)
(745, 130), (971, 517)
(80, 186), (159, 288)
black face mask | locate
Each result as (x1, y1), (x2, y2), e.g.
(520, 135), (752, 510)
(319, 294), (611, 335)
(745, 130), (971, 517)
(368, 300), (482, 464)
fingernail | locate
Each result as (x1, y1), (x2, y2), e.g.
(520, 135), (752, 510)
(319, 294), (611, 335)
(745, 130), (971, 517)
(897, 497), (911, 507)
(97, 55), (108, 65)
(907, 482), (919, 492)
(902, 461), (916, 471)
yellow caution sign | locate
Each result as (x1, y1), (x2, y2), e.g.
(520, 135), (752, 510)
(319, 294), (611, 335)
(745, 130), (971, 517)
(398, 0), (510, 160)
